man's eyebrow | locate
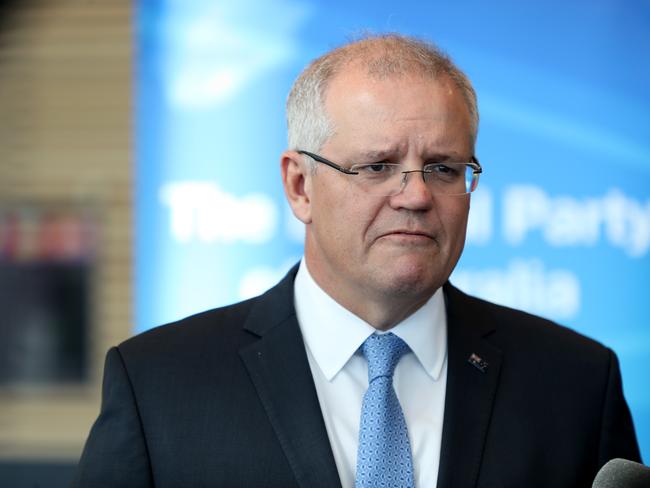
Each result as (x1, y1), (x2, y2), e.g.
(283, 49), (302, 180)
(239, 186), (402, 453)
(424, 152), (471, 162)
(353, 149), (399, 161)
(349, 150), (471, 163)
(424, 153), (454, 162)
(356, 151), (466, 161)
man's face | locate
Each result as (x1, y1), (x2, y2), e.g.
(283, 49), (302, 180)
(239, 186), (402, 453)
(291, 68), (474, 322)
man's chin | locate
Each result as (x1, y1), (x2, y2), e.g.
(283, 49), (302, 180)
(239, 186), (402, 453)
(375, 265), (444, 299)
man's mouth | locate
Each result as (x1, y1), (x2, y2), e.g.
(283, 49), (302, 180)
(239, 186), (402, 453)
(379, 230), (435, 242)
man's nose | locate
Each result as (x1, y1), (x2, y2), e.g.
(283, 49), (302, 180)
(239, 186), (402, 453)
(390, 170), (434, 209)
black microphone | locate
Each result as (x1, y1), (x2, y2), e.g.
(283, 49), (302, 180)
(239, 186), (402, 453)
(592, 458), (650, 488)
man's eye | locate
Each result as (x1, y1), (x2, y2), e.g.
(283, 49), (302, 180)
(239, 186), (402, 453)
(427, 164), (459, 176)
(358, 163), (395, 174)
(431, 164), (450, 173)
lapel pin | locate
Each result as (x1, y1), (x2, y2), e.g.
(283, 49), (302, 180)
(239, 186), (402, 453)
(468, 353), (488, 373)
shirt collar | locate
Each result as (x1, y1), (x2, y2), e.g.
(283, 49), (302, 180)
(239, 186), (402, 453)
(294, 259), (447, 382)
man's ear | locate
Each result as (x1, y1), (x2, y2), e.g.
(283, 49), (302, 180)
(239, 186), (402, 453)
(281, 150), (313, 224)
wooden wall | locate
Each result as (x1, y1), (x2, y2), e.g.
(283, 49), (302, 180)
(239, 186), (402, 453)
(0, 0), (133, 461)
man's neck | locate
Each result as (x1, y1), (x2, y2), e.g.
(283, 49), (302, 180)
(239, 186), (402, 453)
(302, 257), (435, 330)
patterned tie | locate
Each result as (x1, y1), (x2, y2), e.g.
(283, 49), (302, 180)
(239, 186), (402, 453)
(355, 333), (415, 487)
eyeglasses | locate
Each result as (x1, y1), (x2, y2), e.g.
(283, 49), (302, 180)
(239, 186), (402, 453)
(298, 150), (482, 196)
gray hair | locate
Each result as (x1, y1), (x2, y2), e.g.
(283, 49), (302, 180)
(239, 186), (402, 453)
(286, 34), (479, 168)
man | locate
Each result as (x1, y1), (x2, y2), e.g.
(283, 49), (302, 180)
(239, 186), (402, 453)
(74, 35), (640, 487)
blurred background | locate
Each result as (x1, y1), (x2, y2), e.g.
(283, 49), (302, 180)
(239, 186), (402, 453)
(1, 0), (648, 486)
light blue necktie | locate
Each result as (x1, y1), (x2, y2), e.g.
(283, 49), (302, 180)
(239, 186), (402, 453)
(355, 333), (415, 488)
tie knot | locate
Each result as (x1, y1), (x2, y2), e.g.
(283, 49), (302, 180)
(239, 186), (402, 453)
(361, 333), (409, 381)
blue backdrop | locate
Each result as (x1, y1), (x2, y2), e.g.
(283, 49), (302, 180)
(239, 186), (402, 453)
(136, 0), (650, 461)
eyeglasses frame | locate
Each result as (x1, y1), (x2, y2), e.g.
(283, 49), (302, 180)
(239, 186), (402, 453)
(297, 150), (482, 194)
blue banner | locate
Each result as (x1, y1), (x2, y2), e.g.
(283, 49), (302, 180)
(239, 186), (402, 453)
(136, 0), (650, 460)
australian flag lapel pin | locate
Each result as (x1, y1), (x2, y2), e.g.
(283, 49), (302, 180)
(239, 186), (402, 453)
(468, 352), (489, 373)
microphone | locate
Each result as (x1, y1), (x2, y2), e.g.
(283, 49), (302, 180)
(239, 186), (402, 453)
(592, 458), (650, 488)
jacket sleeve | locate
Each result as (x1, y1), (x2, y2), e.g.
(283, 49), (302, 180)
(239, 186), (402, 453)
(72, 347), (154, 487)
(597, 349), (642, 465)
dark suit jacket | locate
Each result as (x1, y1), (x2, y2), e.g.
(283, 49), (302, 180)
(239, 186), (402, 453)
(73, 266), (640, 487)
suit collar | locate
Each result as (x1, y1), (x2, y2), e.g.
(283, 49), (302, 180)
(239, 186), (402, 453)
(241, 264), (299, 337)
(437, 282), (503, 488)
(239, 264), (342, 488)
(294, 260), (447, 382)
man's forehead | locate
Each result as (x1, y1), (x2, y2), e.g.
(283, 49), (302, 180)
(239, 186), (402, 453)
(320, 66), (473, 155)
(324, 70), (460, 120)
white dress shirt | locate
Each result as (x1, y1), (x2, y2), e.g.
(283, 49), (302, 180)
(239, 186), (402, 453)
(294, 260), (448, 488)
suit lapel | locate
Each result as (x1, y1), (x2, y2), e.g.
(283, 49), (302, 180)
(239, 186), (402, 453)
(437, 283), (503, 488)
(239, 267), (342, 488)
